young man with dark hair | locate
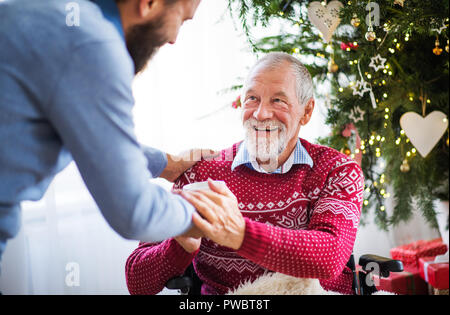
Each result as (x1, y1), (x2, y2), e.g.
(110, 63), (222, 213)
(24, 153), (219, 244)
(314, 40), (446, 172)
(0, 0), (204, 263)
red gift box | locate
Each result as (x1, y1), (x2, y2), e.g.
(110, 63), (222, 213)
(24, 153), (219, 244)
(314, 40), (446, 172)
(390, 238), (448, 268)
(373, 265), (428, 295)
(419, 257), (449, 290)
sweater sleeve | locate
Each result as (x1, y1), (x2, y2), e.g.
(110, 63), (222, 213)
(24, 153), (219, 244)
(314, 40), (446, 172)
(125, 239), (198, 295)
(125, 173), (198, 295)
(236, 160), (364, 280)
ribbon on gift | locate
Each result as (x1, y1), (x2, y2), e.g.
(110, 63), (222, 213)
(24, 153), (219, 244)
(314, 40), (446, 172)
(404, 271), (416, 294)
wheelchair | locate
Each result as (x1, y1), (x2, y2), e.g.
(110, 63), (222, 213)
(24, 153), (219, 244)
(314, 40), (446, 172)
(165, 254), (404, 295)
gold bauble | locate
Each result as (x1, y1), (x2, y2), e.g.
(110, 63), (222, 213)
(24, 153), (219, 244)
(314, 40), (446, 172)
(433, 47), (443, 56)
(328, 59), (339, 73)
(351, 15), (361, 27)
(400, 159), (410, 173)
(365, 31), (377, 42)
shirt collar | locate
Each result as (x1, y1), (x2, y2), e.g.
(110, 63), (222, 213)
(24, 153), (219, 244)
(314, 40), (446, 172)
(231, 138), (314, 174)
(93, 0), (125, 40)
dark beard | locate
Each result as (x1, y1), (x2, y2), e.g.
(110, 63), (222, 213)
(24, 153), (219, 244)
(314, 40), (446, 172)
(125, 15), (167, 75)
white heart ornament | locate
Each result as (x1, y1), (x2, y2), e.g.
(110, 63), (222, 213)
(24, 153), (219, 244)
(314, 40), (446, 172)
(399, 111), (448, 158)
(307, 1), (344, 43)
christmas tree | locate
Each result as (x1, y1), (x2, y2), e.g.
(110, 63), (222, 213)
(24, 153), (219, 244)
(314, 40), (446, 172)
(227, 0), (449, 230)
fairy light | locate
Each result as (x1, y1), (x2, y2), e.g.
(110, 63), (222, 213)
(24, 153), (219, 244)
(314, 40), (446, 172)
(400, 130), (405, 135)
(412, 148), (417, 154)
(364, 200), (369, 206)
(380, 206), (385, 211)
(339, 87), (344, 92)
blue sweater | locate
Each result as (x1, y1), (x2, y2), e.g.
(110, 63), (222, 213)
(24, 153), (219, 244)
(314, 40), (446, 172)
(0, 0), (195, 260)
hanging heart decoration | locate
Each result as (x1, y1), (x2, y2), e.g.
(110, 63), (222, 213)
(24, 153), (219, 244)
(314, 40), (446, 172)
(399, 111), (448, 158)
(307, 1), (344, 43)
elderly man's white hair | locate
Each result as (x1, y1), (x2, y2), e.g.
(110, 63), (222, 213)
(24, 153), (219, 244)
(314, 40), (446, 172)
(242, 52), (314, 107)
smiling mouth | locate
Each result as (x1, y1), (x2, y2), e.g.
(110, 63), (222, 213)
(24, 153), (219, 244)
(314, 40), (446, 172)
(253, 126), (280, 132)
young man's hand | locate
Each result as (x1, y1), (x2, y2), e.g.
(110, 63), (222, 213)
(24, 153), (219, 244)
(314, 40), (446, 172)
(175, 225), (203, 253)
(160, 149), (219, 182)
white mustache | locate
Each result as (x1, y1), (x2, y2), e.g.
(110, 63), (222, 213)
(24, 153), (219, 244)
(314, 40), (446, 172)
(245, 118), (286, 132)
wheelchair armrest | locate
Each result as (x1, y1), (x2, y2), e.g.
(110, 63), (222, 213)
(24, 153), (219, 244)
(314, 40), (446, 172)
(166, 276), (193, 294)
(359, 254), (404, 278)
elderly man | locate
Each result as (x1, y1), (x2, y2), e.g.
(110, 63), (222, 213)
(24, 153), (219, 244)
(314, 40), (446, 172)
(125, 52), (365, 295)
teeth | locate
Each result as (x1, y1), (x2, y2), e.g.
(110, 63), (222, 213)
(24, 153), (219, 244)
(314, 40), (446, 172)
(254, 127), (278, 131)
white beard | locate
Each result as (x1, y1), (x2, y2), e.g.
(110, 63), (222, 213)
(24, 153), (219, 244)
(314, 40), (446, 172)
(244, 118), (288, 171)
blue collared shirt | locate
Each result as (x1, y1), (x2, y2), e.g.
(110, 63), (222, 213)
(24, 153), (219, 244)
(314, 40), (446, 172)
(0, 0), (195, 260)
(231, 139), (314, 174)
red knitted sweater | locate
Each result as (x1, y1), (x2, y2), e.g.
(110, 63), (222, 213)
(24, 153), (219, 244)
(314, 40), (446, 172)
(125, 139), (364, 295)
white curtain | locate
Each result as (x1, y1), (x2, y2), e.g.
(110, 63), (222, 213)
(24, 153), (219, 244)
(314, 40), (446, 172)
(0, 0), (439, 295)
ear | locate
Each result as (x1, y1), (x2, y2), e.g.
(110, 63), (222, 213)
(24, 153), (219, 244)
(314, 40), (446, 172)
(138, 0), (159, 18)
(299, 98), (315, 125)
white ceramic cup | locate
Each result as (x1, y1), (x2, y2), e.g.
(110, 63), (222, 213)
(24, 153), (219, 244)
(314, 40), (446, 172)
(183, 181), (226, 192)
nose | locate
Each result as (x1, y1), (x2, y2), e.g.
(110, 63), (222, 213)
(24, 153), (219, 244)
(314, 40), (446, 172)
(253, 101), (273, 121)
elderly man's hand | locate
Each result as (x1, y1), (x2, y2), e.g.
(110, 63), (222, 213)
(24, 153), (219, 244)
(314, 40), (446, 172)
(180, 179), (246, 250)
(160, 149), (219, 182)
